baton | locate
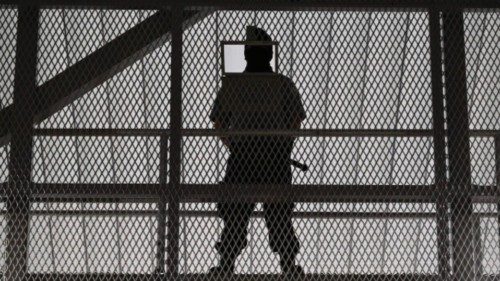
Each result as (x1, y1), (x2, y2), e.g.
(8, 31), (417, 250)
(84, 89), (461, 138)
(290, 159), (308, 172)
(225, 142), (308, 172)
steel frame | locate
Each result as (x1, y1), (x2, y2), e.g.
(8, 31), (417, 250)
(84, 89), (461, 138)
(441, 11), (475, 281)
(0, 0), (499, 9)
(0, 10), (209, 147)
(165, 4), (183, 277)
(496, 136), (500, 253)
(428, 10), (451, 279)
(5, 7), (39, 280)
(1, 183), (498, 203)
(0, 183), (497, 202)
(4, 273), (448, 281)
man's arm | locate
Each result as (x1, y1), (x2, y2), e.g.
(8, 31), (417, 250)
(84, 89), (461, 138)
(210, 88), (232, 150)
(213, 120), (231, 150)
(287, 79), (306, 149)
(288, 118), (303, 148)
(288, 79), (306, 131)
(292, 118), (302, 130)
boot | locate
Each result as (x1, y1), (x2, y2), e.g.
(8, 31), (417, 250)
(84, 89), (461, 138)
(209, 264), (234, 276)
(209, 250), (236, 275)
(280, 258), (304, 276)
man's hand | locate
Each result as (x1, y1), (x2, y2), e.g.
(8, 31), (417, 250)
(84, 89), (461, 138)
(292, 117), (302, 130)
(213, 121), (231, 150)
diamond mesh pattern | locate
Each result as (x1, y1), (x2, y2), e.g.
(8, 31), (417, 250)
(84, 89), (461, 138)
(464, 12), (500, 131)
(0, 7), (16, 111)
(36, 9), (170, 129)
(37, 9), (157, 86)
(28, 202), (159, 273)
(0, 3), (498, 280)
(0, 145), (8, 183)
(32, 136), (162, 184)
(0, 8), (16, 186)
(463, 11), (500, 278)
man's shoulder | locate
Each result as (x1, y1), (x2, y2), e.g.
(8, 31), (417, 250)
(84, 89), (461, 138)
(276, 74), (297, 89)
(276, 73), (293, 82)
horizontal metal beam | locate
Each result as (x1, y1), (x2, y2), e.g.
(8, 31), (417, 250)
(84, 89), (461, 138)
(130, 128), (435, 137)
(0, 10), (208, 147)
(30, 183), (162, 199)
(177, 274), (499, 281)
(35, 128), (171, 137)
(23, 183), (436, 202)
(0, 272), (489, 281)
(0, 183), (497, 203)
(470, 130), (500, 137)
(472, 185), (499, 203)
(2, 209), (442, 218)
(1, 0), (499, 10)
(32, 128), (500, 138)
(23, 274), (155, 281)
(18, 273), (442, 281)
(182, 211), (500, 219)
(2, 205), (499, 219)
(181, 184), (437, 202)
(33, 128), (433, 137)
(0, 274), (473, 281)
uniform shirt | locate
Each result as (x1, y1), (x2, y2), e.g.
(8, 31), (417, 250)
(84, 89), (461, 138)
(210, 73), (306, 183)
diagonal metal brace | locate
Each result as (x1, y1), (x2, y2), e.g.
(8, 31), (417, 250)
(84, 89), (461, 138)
(0, 9), (209, 147)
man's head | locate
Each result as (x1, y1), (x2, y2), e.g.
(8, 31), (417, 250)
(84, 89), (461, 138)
(244, 26), (273, 65)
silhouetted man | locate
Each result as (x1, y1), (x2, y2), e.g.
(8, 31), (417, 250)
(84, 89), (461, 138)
(209, 26), (306, 275)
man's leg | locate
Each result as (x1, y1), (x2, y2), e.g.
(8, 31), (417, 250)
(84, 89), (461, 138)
(212, 202), (254, 273)
(263, 202), (302, 274)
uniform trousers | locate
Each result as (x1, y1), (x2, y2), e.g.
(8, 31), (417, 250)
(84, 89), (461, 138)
(215, 150), (300, 266)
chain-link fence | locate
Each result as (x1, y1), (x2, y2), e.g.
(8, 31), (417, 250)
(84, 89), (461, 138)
(0, 1), (498, 280)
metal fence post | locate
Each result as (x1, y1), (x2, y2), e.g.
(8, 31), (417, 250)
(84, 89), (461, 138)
(428, 9), (451, 280)
(441, 10), (474, 281)
(473, 213), (483, 279)
(6, 6), (39, 281)
(156, 134), (168, 274)
(167, 3), (183, 278)
(495, 135), (500, 252)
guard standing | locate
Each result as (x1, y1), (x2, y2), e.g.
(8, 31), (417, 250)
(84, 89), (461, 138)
(209, 26), (306, 275)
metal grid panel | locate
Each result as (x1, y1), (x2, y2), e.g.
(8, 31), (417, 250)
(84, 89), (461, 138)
(28, 202), (159, 274)
(473, 203), (500, 275)
(36, 9), (157, 86)
(464, 12), (499, 131)
(36, 9), (170, 129)
(179, 7), (442, 277)
(0, 145), (8, 183)
(0, 202), (5, 274)
(0, 7), (16, 109)
(470, 137), (496, 186)
(0, 2), (498, 280)
(0, 7), (16, 185)
(32, 136), (162, 184)
(464, 10), (500, 280)
(178, 202), (439, 274)
(181, 136), (435, 185)
(183, 10), (433, 130)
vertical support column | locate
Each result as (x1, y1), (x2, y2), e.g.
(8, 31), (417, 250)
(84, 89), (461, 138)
(473, 214), (483, 279)
(167, 4), (183, 278)
(156, 134), (168, 274)
(441, 10), (474, 281)
(6, 7), (39, 281)
(495, 136), (500, 252)
(428, 10), (451, 280)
